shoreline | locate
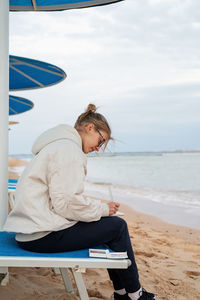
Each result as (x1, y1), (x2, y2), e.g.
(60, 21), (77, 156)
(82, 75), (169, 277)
(85, 194), (200, 245)
(85, 181), (200, 231)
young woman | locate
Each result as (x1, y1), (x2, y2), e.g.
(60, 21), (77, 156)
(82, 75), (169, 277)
(4, 104), (156, 300)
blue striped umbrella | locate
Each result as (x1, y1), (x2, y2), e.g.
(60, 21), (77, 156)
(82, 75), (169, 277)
(9, 95), (34, 115)
(10, 55), (66, 91)
(10, 0), (123, 11)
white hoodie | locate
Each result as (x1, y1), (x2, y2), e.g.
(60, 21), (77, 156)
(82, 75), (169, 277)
(4, 125), (109, 241)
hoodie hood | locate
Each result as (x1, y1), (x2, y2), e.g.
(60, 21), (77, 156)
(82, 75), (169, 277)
(32, 124), (82, 155)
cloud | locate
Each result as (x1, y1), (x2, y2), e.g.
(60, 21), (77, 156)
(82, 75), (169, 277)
(8, 0), (200, 153)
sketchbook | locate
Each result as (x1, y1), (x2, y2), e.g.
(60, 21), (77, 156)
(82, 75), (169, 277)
(89, 249), (128, 259)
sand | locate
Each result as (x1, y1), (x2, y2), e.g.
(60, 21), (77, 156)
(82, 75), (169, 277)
(8, 158), (27, 168)
(8, 157), (27, 180)
(1, 158), (200, 300)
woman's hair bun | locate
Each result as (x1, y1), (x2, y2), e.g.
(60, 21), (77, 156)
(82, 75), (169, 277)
(86, 103), (97, 113)
(75, 103), (112, 144)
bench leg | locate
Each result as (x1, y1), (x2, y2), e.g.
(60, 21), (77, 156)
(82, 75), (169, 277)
(0, 267), (9, 286)
(71, 268), (89, 300)
(8, 191), (15, 210)
(53, 267), (61, 275)
(60, 268), (74, 294)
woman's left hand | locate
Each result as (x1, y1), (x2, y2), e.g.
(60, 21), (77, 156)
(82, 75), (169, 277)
(108, 202), (120, 215)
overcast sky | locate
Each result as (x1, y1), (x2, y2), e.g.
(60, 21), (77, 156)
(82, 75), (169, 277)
(9, 0), (200, 154)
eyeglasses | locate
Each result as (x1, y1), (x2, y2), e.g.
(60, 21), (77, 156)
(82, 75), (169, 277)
(96, 128), (106, 148)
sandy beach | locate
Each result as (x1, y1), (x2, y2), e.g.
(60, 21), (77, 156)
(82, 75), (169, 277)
(1, 158), (200, 300)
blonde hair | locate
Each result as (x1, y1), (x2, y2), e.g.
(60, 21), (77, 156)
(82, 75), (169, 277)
(74, 104), (112, 146)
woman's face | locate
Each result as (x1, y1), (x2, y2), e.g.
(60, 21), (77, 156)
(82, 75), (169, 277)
(81, 123), (109, 154)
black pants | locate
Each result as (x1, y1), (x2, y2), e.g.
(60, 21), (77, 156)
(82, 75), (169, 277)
(17, 216), (141, 293)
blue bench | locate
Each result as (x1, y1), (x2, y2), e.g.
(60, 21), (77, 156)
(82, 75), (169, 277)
(0, 232), (130, 299)
(8, 179), (17, 190)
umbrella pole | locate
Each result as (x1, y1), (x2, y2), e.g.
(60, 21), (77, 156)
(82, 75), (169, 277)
(0, 0), (9, 230)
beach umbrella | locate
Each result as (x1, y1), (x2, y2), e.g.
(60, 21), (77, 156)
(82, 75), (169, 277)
(8, 121), (19, 131)
(0, 0), (123, 230)
(9, 121), (19, 125)
(10, 55), (66, 91)
(9, 95), (34, 115)
(10, 0), (123, 11)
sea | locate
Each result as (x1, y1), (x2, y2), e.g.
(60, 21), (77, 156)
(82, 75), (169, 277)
(11, 152), (200, 229)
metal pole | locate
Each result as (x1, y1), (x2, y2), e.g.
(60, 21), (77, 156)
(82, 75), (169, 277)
(0, 0), (9, 230)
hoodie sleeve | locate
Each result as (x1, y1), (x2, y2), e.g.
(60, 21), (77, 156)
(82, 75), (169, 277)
(47, 148), (109, 222)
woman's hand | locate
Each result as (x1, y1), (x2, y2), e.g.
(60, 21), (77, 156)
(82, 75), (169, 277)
(108, 202), (120, 216)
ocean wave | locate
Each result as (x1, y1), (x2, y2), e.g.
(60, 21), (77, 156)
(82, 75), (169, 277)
(85, 180), (200, 209)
